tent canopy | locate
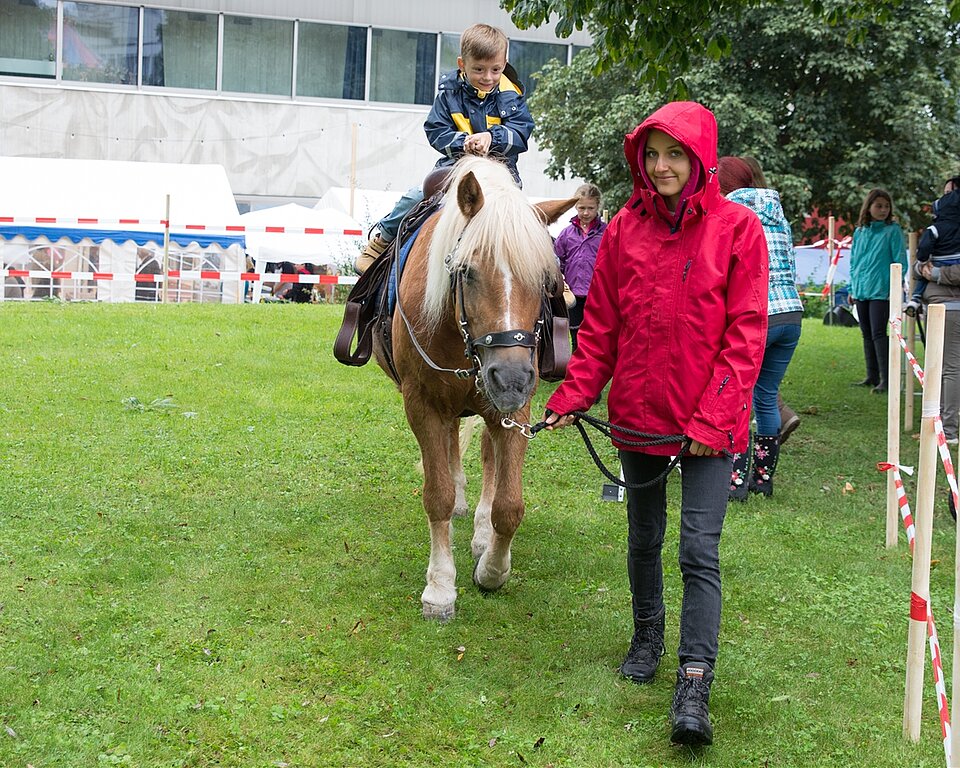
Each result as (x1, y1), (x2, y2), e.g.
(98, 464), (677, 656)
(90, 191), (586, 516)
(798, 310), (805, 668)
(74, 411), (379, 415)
(315, 187), (404, 234)
(0, 156), (243, 248)
(243, 203), (363, 267)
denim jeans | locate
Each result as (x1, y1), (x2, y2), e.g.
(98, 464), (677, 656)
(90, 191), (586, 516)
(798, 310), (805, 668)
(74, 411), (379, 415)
(377, 186), (425, 242)
(619, 450), (732, 668)
(753, 322), (802, 435)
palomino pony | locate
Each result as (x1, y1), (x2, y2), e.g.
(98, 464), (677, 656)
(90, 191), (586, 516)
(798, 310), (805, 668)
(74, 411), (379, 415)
(375, 155), (574, 620)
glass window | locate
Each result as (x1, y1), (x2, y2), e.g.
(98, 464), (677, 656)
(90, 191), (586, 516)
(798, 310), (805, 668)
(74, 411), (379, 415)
(142, 9), (217, 90)
(370, 28), (436, 106)
(222, 15), (293, 96)
(297, 22), (366, 100)
(0, 0), (57, 78)
(507, 40), (567, 99)
(62, 3), (139, 85)
(439, 32), (459, 74)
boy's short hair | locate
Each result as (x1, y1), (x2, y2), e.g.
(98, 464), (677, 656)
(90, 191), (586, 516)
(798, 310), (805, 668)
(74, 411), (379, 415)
(460, 24), (508, 62)
(575, 183), (602, 203)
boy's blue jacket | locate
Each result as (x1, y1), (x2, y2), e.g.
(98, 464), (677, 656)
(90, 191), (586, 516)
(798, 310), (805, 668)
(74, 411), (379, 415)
(918, 188), (960, 266)
(424, 63), (533, 185)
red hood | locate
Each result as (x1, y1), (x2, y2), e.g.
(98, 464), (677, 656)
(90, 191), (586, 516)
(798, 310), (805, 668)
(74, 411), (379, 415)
(624, 101), (720, 219)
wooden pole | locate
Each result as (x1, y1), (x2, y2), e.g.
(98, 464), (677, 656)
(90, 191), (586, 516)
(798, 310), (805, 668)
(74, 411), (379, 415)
(349, 123), (358, 220)
(886, 262), (902, 548)
(904, 232), (918, 430)
(827, 216), (835, 325)
(161, 194), (170, 304)
(903, 303), (945, 741)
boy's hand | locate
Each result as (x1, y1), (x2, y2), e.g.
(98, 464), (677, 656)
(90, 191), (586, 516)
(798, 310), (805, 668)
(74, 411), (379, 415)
(464, 132), (492, 156)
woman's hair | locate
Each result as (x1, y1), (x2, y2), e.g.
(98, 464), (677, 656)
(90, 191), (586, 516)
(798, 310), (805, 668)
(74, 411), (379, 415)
(460, 24), (508, 62)
(574, 182), (602, 205)
(741, 156), (768, 187)
(716, 156), (755, 196)
(857, 188), (894, 226)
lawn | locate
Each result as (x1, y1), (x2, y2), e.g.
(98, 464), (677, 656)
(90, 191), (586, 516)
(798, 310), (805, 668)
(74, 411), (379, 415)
(0, 301), (952, 767)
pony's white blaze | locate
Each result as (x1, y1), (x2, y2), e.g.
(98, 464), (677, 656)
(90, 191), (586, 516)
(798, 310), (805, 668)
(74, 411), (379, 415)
(499, 263), (514, 330)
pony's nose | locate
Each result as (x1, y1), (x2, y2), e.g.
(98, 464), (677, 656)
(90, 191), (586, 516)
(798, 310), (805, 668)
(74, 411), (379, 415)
(485, 361), (536, 412)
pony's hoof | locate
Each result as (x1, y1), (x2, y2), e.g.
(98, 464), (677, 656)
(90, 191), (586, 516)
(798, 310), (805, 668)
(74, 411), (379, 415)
(422, 601), (456, 621)
(473, 559), (509, 593)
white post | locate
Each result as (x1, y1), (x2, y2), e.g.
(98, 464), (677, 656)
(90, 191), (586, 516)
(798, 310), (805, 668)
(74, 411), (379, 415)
(886, 263), (902, 548)
(161, 194), (171, 304)
(827, 216), (836, 325)
(904, 232), (918, 430)
(904, 304), (945, 741)
(350, 123), (358, 220)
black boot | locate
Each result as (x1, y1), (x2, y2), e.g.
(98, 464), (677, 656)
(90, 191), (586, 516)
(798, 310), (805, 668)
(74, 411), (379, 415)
(670, 662), (714, 746)
(728, 447), (750, 502)
(855, 338), (879, 386)
(748, 434), (780, 497)
(620, 610), (665, 684)
(871, 336), (889, 394)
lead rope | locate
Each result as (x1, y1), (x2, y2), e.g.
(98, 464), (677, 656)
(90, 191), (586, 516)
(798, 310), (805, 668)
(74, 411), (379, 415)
(502, 411), (692, 490)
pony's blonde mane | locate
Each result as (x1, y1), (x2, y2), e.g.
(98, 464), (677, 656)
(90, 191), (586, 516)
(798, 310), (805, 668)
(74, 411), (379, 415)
(422, 156), (556, 328)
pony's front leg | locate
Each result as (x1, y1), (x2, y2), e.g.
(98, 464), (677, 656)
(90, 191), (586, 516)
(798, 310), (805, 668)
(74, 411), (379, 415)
(411, 411), (459, 620)
(473, 421), (528, 592)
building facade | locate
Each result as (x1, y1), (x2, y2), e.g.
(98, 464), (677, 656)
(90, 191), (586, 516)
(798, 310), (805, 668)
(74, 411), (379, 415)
(0, 0), (591, 210)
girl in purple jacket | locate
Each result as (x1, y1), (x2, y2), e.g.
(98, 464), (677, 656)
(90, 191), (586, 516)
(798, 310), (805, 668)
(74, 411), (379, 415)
(553, 183), (606, 350)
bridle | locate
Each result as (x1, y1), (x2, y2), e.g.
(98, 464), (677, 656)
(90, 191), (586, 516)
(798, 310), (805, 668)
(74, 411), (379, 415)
(394, 224), (543, 391)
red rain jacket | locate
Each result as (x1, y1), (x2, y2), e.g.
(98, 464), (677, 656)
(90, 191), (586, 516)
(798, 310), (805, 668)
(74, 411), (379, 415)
(545, 102), (768, 454)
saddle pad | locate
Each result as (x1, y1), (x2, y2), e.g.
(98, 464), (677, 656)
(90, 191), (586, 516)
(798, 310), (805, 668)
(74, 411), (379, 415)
(387, 223), (424, 314)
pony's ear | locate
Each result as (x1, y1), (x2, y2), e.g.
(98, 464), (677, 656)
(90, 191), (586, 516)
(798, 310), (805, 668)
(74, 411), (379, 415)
(534, 196), (578, 226)
(457, 172), (485, 219)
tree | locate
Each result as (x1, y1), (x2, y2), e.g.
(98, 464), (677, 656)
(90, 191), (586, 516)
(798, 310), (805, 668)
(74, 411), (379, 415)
(527, 0), (960, 234)
(502, 0), (960, 92)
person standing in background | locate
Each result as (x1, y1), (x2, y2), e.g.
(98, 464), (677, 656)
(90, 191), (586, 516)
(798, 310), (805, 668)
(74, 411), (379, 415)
(554, 183), (606, 350)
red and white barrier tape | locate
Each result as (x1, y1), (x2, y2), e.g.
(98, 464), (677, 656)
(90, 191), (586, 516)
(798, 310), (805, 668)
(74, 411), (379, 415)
(878, 462), (916, 551)
(892, 319), (925, 386)
(933, 418), (960, 514)
(881, 462), (953, 766)
(0, 216), (363, 236)
(1, 269), (358, 285)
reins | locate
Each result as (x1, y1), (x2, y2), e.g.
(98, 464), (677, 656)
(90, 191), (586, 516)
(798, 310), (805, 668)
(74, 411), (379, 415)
(502, 411), (693, 490)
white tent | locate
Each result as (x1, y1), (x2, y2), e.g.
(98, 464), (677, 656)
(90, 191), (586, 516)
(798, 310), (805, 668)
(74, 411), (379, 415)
(315, 187), (405, 235)
(0, 157), (245, 302)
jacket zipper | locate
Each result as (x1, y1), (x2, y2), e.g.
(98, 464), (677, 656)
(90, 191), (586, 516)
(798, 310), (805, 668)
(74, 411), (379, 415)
(717, 375), (730, 394)
(682, 259), (692, 282)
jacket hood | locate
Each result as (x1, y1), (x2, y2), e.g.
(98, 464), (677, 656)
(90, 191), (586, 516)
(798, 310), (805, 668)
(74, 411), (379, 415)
(624, 102), (719, 218)
(726, 187), (786, 227)
(934, 188), (960, 220)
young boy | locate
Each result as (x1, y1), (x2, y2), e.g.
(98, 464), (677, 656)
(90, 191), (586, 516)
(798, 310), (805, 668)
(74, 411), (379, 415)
(355, 23), (534, 273)
(905, 176), (960, 317)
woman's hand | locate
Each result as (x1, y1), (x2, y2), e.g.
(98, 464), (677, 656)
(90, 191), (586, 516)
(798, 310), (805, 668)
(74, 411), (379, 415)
(920, 261), (934, 280)
(688, 439), (720, 457)
(543, 411), (577, 431)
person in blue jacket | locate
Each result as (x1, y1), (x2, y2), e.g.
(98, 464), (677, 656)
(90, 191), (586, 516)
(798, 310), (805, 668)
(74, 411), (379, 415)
(905, 177), (960, 317)
(355, 23), (534, 273)
(848, 188), (906, 394)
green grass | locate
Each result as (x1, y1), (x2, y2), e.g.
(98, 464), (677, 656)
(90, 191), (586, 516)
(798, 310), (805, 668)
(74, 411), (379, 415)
(0, 302), (952, 767)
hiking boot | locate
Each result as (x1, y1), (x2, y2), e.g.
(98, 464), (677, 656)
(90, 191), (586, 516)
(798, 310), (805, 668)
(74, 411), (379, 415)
(354, 231), (391, 274)
(778, 394), (800, 444)
(670, 662), (714, 746)
(619, 614), (665, 684)
(904, 300), (922, 318)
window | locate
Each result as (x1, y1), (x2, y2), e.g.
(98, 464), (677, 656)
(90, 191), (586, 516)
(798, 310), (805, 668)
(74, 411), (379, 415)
(142, 9), (217, 90)
(439, 32), (459, 75)
(297, 22), (365, 100)
(0, 0), (57, 78)
(506, 40), (567, 99)
(370, 28), (436, 105)
(62, 3), (139, 85)
(222, 14), (293, 96)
